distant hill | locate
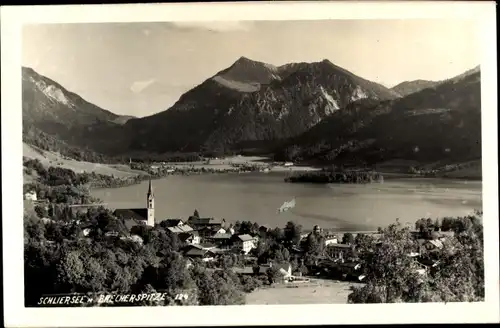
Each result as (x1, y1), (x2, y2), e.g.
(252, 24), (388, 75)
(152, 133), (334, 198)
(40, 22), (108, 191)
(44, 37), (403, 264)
(391, 80), (439, 97)
(119, 57), (399, 154)
(275, 66), (481, 169)
(22, 67), (131, 161)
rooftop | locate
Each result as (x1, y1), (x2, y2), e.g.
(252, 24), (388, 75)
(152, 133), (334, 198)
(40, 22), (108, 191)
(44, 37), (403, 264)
(114, 208), (148, 222)
(210, 233), (232, 239)
(167, 225), (194, 234)
(237, 234), (255, 242)
(328, 243), (352, 249)
(161, 219), (184, 227)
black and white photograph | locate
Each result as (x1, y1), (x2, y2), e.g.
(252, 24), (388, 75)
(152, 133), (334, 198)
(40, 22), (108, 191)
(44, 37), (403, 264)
(2, 1), (499, 327)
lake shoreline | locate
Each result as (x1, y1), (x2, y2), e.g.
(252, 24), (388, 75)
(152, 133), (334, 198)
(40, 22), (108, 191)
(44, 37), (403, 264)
(92, 168), (482, 191)
(91, 171), (482, 232)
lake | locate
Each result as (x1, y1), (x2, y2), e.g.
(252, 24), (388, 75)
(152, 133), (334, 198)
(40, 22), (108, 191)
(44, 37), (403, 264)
(91, 172), (482, 232)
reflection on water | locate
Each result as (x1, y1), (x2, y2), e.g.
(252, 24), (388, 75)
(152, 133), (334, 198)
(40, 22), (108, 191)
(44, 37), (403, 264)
(92, 173), (482, 231)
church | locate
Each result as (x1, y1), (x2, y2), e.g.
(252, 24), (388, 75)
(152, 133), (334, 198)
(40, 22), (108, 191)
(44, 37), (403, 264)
(113, 178), (155, 228)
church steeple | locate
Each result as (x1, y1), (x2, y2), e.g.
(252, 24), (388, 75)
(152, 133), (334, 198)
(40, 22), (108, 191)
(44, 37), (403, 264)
(147, 178), (153, 197)
(146, 178), (155, 227)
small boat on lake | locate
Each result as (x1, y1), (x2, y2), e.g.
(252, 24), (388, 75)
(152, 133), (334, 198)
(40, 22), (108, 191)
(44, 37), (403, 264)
(278, 198), (296, 213)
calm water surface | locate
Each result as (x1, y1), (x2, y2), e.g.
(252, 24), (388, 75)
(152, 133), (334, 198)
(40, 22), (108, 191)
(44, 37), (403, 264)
(91, 173), (482, 231)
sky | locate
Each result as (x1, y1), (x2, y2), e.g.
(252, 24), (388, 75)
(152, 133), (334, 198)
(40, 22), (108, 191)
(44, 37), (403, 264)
(22, 20), (480, 117)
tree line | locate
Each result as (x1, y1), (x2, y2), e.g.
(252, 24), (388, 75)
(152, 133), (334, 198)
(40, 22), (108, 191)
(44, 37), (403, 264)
(285, 170), (383, 184)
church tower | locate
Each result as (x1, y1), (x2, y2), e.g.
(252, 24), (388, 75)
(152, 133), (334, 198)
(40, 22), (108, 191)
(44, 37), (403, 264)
(146, 178), (155, 227)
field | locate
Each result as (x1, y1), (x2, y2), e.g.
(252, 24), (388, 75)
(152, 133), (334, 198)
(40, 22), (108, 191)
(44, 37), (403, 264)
(23, 143), (146, 178)
(163, 155), (321, 172)
(246, 279), (363, 305)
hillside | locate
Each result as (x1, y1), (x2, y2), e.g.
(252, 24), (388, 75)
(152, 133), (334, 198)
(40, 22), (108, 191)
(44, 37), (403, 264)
(119, 57), (399, 154)
(275, 66), (481, 170)
(22, 67), (131, 159)
(391, 80), (439, 97)
(22, 142), (145, 180)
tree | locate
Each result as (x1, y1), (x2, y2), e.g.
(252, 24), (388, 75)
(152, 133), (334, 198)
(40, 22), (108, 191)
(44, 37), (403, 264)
(433, 218), (441, 231)
(268, 227), (285, 242)
(349, 222), (424, 303)
(193, 209), (200, 218)
(34, 205), (48, 218)
(342, 232), (354, 245)
(303, 232), (324, 266)
(266, 266), (282, 284)
(284, 145), (301, 162)
(239, 221), (253, 235)
(349, 215), (485, 303)
(194, 268), (245, 305)
(284, 221), (302, 247)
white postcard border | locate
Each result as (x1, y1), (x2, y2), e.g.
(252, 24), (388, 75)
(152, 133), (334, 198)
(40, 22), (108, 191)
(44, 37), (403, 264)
(1, 2), (498, 327)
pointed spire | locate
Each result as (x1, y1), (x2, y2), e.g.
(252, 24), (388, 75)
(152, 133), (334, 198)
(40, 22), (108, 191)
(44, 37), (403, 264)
(147, 177), (153, 196)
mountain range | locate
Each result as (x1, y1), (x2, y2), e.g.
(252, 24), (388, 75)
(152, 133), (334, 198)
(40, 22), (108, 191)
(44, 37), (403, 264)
(275, 66), (481, 167)
(22, 58), (481, 168)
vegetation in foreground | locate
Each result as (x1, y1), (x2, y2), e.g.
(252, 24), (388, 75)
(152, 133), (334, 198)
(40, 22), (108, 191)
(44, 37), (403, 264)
(349, 215), (484, 303)
(23, 161), (484, 306)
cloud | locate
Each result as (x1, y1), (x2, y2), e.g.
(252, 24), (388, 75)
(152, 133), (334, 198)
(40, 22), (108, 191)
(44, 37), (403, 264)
(130, 79), (156, 94)
(169, 21), (254, 32)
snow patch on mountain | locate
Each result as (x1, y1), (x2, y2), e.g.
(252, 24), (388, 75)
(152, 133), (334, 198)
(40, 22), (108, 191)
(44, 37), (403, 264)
(351, 86), (368, 101)
(31, 77), (73, 106)
(213, 76), (261, 92)
(320, 86), (340, 114)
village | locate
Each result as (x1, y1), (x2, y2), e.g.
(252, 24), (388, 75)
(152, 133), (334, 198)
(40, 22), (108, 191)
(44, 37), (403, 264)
(151, 216), (455, 285)
(24, 178), (456, 291)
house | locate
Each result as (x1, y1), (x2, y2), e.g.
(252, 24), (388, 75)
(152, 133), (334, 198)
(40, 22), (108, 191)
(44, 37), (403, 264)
(184, 245), (216, 262)
(178, 231), (200, 245)
(233, 234), (257, 254)
(24, 190), (37, 201)
(213, 227), (227, 234)
(284, 162), (294, 167)
(187, 216), (225, 230)
(232, 262), (292, 282)
(196, 226), (221, 239)
(166, 225), (194, 234)
(206, 233), (233, 249)
(418, 239), (444, 253)
(327, 244), (355, 261)
(324, 234), (339, 246)
(113, 179), (155, 227)
(197, 243), (217, 251)
(161, 219), (185, 228)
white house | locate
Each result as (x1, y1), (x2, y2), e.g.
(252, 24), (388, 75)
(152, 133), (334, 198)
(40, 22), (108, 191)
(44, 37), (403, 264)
(235, 234), (256, 254)
(214, 227), (227, 234)
(179, 231), (200, 245)
(324, 235), (338, 246)
(24, 190), (37, 201)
